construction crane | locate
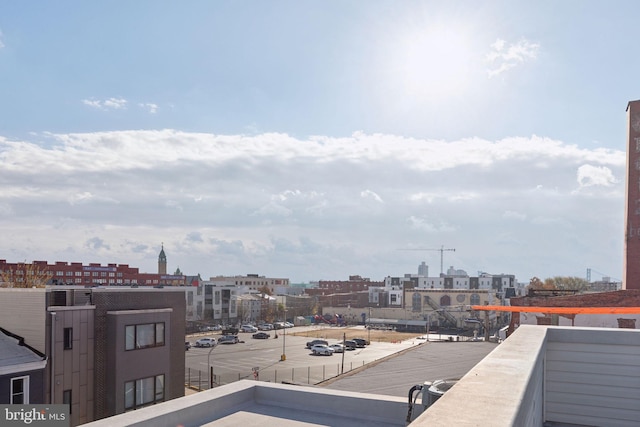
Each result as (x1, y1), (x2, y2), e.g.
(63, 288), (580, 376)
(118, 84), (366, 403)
(399, 245), (456, 275)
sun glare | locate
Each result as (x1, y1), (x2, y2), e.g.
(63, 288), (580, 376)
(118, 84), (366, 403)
(393, 25), (474, 101)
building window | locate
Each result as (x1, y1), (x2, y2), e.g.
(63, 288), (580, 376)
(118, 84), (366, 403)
(64, 328), (73, 350)
(63, 389), (72, 413)
(412, 293), (422, 312)
(124, 374), (165, 410)
(125, 323), (165, 350)
(11, 376), (29, 404)
(470, 294), (481, 305)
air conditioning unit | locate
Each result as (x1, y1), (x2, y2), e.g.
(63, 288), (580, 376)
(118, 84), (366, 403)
(422, 379), (458, 409)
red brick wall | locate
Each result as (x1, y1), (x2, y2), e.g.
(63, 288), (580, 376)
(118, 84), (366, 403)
(625, 101), (640, 290)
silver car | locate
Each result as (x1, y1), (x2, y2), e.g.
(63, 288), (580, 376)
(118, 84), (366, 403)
(194, 337), (217, 348)
(311, 344), (335, 356)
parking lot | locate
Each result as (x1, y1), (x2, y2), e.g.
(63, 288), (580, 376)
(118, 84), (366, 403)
(185, 325), (422, 389)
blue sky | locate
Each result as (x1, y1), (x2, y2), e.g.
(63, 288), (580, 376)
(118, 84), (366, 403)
(0, 1), (635, 283)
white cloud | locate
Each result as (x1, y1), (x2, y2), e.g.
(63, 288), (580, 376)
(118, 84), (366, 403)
(486, 38), (540, 78)
(138, 103), (158, 114)
(576, 164), (617, 187)
(103, 98), (127, 109)
(0, 130), (626, 283)
(82, 97), (128, 110)
(82, 99), (102, 109)
(407, 216), (457, 233)
(360, 190), (383, 203)
(503, 210), (527, 221)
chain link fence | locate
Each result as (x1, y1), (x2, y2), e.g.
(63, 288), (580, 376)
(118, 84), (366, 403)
(186, 358), (370, 391)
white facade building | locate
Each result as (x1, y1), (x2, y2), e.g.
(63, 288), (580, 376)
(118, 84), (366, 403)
(209, 274), (289, 295)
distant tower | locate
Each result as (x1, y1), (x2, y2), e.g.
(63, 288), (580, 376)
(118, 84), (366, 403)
(158, 243), (167, 275)
(624, 101), (640, 290)
(418, 261), (429, 277)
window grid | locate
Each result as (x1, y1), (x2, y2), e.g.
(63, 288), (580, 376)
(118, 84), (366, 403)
(125, 323), (165, 350)
(124, 374), (165, 410)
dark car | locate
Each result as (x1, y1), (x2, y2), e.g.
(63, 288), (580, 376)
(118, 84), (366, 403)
(252, 332), (270, 339)
(185, 341), (191, 351)
(306, 339), (328, 349)
(352, 338), (368, 348)
(344, 340), (357, 350)
(222, 327), (239, 335)
(219, 335), (240, 344)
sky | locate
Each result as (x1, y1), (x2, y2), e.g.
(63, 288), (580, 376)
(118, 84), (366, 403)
(0, 1), (635, 284)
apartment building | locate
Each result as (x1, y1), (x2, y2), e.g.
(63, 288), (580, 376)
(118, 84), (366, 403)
(0, 286), (185, 426)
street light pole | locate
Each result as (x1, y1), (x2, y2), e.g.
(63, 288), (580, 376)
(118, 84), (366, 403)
(281, 308), (287, 361)
(368, 306), (372, 343)
(207, 343), (218, 388)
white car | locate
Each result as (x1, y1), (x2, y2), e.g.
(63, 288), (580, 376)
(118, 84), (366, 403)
(194, 337), (217, 348)
(311, 344), (335, 356)
(329, 343), (344, 353)
(241, 325), (258, 333)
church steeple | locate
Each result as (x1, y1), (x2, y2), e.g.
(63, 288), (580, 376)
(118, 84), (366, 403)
(158, 243), (167, 275)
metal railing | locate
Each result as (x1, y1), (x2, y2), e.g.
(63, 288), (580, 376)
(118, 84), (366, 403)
(185, 359), (371, 391)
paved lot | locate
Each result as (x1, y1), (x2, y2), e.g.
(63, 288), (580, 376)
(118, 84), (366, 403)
(321, 340), (498, 398)
(186, 325), (498, 400)
(185, 326), (421, 389)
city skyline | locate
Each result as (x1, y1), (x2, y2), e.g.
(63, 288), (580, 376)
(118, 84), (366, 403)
(0, 2), (633, 283)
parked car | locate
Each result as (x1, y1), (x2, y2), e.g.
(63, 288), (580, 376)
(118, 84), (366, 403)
(194, 337), (217, 348)
(310, 344), (335, 356)
(273, 322), (285, 329)
(185, 341), (192, 351)
(258, 323), (273, 331)
(222, 327), (239, 335)
(352, 338), (369, 348)
(241, 325), (258, 333)
(219, 335), (240, 344)
(252, 332), (270, 339)
(284, 322), (294, 328)
(306, 339), (329, 349)
(344, 340), (357, 350)
(329, 343), (344, 353)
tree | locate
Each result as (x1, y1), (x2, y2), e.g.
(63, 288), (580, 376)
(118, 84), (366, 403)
(547, 276), (589, 292)
(0, 262), (53, 288)
(257, 285), (272, 296)
(528, 276), (589, 292)
(528, 277), (548, 289)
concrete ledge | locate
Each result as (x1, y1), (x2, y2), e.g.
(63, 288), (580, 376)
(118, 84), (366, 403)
(410, 325), (548, 426)
(83, 380), (408, 426)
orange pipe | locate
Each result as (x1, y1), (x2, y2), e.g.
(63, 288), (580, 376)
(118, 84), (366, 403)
(471, 306), (640, 314)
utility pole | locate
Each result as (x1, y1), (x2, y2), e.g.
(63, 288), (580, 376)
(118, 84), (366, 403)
(398, 245), (456, 275)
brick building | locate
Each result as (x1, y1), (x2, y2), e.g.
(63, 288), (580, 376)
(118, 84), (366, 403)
(307, 275), (382, 296)
(0, 247), (189, 287)
(509, 289), (640, 333)
(625, 100), (640, 290)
